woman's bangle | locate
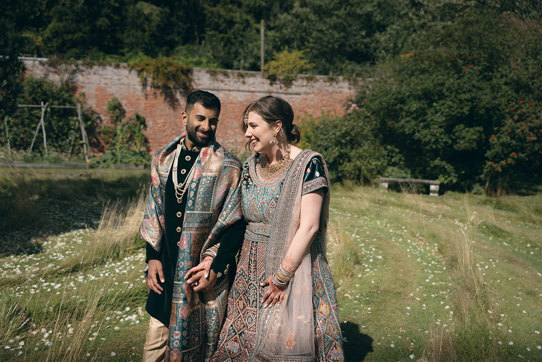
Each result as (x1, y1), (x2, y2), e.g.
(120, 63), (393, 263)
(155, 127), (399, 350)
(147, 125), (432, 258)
(202, 244), (219, 259)
(272, 273), (289, 289)
(273, 265), (295, 287)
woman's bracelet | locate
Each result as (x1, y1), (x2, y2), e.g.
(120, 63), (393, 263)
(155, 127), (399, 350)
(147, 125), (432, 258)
(202, 244), (219, 259)
(273, 265), (295, 288)
(272, 273), (289, 289)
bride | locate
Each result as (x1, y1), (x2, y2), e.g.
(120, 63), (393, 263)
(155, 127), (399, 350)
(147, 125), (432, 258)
(212, 96), (344, 361)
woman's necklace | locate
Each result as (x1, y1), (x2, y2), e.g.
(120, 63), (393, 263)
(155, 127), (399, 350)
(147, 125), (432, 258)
(257, 150), (292, 179)
(172, 141), (196, 204)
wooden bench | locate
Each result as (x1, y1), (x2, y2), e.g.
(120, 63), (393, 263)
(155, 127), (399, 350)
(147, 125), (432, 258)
(379, 177), (441, 196)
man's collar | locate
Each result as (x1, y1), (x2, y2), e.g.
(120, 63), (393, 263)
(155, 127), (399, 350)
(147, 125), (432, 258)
(180, 137), (201, 153)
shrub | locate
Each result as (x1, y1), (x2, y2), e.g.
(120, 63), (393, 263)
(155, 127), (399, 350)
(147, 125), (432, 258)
(484, 100), (542, 192)
(91, 97), (150, 167)
(264, 50), (313, 87)
(302, 111), (407, 184)
(6, 78), (78, 152)
(350, 8), (542, 191)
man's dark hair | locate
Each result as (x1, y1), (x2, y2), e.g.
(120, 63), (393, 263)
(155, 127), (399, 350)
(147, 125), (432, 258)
(185, 90), (221, 115)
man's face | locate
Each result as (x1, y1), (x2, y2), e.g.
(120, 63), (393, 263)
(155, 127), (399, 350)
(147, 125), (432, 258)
(182, 102), (219, 148)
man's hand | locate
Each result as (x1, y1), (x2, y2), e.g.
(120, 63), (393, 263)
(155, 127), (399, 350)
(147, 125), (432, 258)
(184, 256), (217, 292)
(146, 259), (165, 295)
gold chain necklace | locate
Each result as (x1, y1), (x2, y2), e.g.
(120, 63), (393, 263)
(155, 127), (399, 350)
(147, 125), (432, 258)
(257, 151), (292, 179)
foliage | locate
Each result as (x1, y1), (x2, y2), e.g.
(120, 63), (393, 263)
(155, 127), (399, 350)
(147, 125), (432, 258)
(6, 0), (542, 75)
(302, 112), (408, 184)
(268, 0), (385, 75)
(129, 56), (192, 109)
(484, 100), (542, 192)
(267, 0), (475, 75)
(347, 8), (542, 191)
(3, 77), (100, 161)
(6, 78), (78, 152)
(0, 1), (28, 121)
(1, 80), (150, 166)
(106, 97), (126, 165)
(172, 44), (220, 69)
(203, 1), (260, 70)
(123, 2), (167, 57)
(264, 50), (313, 87)
(92, 97), (150, 167)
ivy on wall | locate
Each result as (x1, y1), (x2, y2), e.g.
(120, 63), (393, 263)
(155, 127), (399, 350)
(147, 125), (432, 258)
(129, 56), (193, 109)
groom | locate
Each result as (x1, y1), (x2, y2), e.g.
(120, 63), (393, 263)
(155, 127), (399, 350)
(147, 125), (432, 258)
(140, 90), (244, 361)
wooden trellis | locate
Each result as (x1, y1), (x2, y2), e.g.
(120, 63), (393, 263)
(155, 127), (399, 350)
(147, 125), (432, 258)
(13, 102), (90, 162)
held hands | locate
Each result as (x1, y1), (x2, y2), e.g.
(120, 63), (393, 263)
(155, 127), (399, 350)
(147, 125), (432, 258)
(184, 256), (217, 292)
(146, 259), (165, 295)
(261, 277), (287, 307)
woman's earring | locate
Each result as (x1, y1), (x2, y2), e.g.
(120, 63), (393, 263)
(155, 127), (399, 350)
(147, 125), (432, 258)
(270, 132), (278, 145)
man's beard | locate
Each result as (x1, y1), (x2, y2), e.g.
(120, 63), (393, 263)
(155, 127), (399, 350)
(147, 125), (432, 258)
(186, 123), (214, 147)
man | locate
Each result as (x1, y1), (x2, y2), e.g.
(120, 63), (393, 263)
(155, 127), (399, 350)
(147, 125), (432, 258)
(140, 90), (244, 361)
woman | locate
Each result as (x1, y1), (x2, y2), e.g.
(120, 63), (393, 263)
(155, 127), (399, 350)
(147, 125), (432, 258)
(213, 96), (344, 361)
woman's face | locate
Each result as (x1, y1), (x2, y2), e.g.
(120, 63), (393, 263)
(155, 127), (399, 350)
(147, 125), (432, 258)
(244, 111), (277, 153)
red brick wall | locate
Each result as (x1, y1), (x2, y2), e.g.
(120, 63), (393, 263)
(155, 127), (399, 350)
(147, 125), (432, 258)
(24, 60), (357, 153)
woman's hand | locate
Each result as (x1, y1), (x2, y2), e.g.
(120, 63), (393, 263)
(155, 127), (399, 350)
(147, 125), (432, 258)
(185, 256), (215, 292)
(261, 276), (287, 307)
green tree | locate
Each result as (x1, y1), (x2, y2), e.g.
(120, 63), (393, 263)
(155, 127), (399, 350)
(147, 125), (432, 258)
(203, 1), (260, 70)
(268, 0), (406, 75)
(123, 2), (167, 56)
(485, 100), (542, 192)
(43, 0), (124, 58)
(302, 112), (406, 184)
(351, 7), (542, 190)
(0, 1), (30, 121)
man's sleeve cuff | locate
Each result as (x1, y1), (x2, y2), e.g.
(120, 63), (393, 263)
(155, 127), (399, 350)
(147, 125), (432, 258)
(146, 243), (161, 263)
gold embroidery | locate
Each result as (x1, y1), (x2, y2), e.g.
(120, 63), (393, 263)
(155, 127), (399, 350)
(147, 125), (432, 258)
(285, 333), (296, 350)
(318, 300), (331, 317)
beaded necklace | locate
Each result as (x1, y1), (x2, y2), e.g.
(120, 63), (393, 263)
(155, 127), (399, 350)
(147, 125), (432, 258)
(172, 140), (197, 204)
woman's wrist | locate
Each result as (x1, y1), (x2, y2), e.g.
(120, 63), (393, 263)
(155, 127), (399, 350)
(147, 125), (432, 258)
(273, 264), (295, 289)
(202, 244), (219, 259)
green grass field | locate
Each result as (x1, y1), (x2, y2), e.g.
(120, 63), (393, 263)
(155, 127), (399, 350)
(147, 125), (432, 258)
(0, 168), (541, 361)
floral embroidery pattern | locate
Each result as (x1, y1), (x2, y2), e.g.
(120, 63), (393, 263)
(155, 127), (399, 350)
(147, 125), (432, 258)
(285, 333), (296, 350)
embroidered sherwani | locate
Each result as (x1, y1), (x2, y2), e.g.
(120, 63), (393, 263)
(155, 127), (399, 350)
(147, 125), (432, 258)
(141, 135), (243, 361)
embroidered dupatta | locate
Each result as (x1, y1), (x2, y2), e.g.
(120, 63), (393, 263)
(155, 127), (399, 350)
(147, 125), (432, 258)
(140, 135), (243, 361)
(253, 150), (344, 361)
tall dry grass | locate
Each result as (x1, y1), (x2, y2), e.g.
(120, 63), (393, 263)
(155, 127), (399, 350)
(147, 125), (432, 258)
(0, 270), (126, 360)
(428, 221), (500, 361)
(327, 222), (362, 279)
(56, 193), (146, 274)
(43, 281), (122, 362)
(1, 193), (146, 360)
(0, 294), (32, 342)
